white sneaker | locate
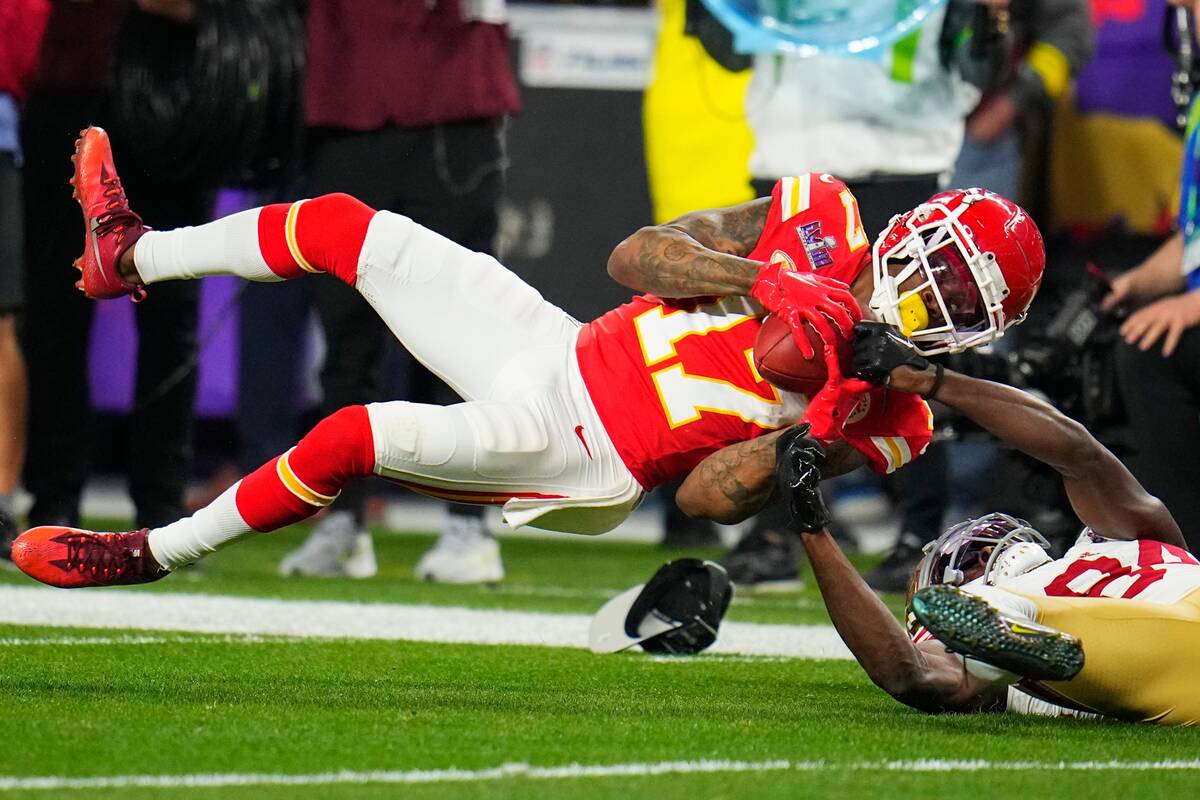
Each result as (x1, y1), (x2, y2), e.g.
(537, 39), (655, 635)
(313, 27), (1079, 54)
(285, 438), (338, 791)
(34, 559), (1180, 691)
(414, 514), (504, 584)
(343, 532), (378, 579)
(278, 511), (377, 579)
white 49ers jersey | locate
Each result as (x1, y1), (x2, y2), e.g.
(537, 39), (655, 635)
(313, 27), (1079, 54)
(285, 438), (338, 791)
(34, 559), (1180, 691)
(998, 531), (1200, 605)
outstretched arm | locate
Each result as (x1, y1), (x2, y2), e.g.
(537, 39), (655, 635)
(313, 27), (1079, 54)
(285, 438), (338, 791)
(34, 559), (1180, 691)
(606, 198), (772, 298)
(925, 370), (1185, 548)
(772, 429), (1003, 713)
(800, 528), (1005, 713)
(852, 322), (1186, 548)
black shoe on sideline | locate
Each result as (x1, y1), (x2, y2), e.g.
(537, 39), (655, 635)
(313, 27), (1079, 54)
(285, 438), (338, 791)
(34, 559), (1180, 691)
(661, 504), (721, 549)
(864, 531), (926, 594)
(720, 528), (803, 592)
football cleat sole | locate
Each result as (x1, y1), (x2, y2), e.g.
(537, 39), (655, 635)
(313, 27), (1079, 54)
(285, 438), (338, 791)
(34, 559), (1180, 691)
(911, 584), (1084, 682)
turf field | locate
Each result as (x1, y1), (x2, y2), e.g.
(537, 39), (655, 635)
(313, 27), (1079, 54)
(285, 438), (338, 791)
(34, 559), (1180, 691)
(2, 526), (1199, 799)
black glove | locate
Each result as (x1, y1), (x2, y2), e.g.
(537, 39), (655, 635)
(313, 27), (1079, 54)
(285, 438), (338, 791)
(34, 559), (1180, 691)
(851, 321), (931, 385)
(775, 423), (831, 534)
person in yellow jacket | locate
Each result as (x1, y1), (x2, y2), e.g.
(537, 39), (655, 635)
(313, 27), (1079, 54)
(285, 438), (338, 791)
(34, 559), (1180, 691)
(643, 0), (757, 548)
(643, 0), (755, 224)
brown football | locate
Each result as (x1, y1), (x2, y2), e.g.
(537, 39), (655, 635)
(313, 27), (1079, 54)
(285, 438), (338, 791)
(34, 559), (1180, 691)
(753, 314), (854, 396)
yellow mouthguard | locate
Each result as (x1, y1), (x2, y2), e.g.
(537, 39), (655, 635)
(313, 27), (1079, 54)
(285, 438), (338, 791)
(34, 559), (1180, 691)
(897, 291), (930, 336)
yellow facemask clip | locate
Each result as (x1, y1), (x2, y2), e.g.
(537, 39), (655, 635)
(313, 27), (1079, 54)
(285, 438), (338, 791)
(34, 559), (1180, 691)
(896, 291), (930, 336)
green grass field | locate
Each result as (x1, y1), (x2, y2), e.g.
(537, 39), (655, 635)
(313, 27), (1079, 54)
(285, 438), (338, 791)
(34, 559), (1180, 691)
(2, 525), (1198, 799)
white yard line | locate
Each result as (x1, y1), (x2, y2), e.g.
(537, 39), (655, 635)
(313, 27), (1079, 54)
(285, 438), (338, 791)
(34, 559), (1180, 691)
(0, 634), (303, 647)
(5, 758), (1200, 791)
(0, 585), (853, 660)
(457, 584), (821, 609)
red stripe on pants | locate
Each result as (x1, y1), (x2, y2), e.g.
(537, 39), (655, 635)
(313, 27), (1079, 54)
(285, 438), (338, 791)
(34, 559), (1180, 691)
(236, 405), (377, 532)
(256, 194), (376, 285)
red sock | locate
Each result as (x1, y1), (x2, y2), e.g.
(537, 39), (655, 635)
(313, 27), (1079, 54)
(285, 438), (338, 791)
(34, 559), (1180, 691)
(236, 406), (377, 532)
(256, 193), (376, 285)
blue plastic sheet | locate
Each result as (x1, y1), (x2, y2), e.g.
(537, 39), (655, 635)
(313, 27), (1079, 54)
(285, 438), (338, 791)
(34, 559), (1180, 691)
(697, 0), (948, 57)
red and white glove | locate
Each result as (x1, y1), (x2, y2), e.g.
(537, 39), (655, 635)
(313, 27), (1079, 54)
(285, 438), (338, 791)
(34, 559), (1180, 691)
(801, 337), (874, 442)
(750, 265), (862, 359)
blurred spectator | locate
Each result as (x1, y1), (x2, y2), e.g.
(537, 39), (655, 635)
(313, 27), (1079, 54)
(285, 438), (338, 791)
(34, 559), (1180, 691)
(952, 0), (1094, 201)
(185, 186), (313, 522)
(720, 0), (1011, 590)
(20, 0), (210, 531)
(945, 0), (1093, 521)
(276, 1), (521, 582)
(0, 0), (50, 562)
(644, 0), (754, 223)
(1101, 0), (1200, 551)
(1027, 0), (1190, 544)
(1048, 0), (1182, 237)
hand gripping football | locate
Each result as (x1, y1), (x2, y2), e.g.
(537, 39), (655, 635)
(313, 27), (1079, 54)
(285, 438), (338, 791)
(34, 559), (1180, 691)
(753, 314), (855, 396)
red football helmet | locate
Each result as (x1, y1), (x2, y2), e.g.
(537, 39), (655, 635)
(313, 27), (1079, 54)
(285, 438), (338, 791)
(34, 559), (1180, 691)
(868, 188), (1045, 355)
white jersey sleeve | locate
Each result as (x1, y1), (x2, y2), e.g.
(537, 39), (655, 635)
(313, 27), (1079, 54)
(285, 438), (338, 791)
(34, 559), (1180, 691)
(995, 530), (1200, 605)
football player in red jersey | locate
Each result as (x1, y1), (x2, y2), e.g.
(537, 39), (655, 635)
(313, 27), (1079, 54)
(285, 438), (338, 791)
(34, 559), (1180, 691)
(776, 322), (1199, 724)
(11, 127), (1043, 589)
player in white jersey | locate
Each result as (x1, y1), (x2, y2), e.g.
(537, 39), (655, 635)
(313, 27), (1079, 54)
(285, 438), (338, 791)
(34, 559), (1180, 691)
(775, 321), (1198, 724)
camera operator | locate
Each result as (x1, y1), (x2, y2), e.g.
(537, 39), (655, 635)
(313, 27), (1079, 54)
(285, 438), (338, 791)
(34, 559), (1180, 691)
(1100, 0), (1200, 550)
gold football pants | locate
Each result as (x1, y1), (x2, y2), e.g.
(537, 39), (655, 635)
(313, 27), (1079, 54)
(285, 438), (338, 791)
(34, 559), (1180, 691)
(1015, 589), (1200, 725)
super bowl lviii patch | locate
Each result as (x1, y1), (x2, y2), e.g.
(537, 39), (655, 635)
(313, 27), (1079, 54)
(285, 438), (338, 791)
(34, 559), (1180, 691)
(798, 221), (837, 270)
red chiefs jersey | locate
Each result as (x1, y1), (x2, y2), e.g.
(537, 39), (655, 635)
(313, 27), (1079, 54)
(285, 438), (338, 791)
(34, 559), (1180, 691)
(839, 389), (934, 475)
(746, 173), (871, 281)
(575, 173), (932, 489)
(747, 173), (933, 474)
(576, 295), (806, 490)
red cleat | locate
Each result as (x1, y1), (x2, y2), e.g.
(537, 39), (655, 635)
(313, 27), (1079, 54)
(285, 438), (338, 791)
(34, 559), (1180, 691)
(69, 126), (149, 301)
(11, 526), (168, 588)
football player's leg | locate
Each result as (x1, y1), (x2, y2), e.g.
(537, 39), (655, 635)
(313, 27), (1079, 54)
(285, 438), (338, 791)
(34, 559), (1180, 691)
(131, 193), (376, 286)
(366, 398), (570, 502)
(366, 397), (637, 534)
(10, 404), (377, 587)
(348, 211), (580, 400)
(144, 404), (378, 570)
(1014, 591), (1200, 725)
(133, 199), (577, 401)
(913, 584), (1080, 684)
(152, 395), (594, 571)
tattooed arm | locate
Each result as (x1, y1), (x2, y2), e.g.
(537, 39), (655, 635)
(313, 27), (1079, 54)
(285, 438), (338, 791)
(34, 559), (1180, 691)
(675, 429), (866, 523)
(607, 197), (773, 298)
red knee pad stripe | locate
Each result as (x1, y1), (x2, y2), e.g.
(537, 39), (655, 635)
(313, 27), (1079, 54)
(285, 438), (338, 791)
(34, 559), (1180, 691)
(236, 456), (320, 532)
(256, 194), (376, 283)
(258, 203), (305, 279)
(295, 193), (376, 286)
(234, 406), (377, 533)
(289, 405), (377, 496)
